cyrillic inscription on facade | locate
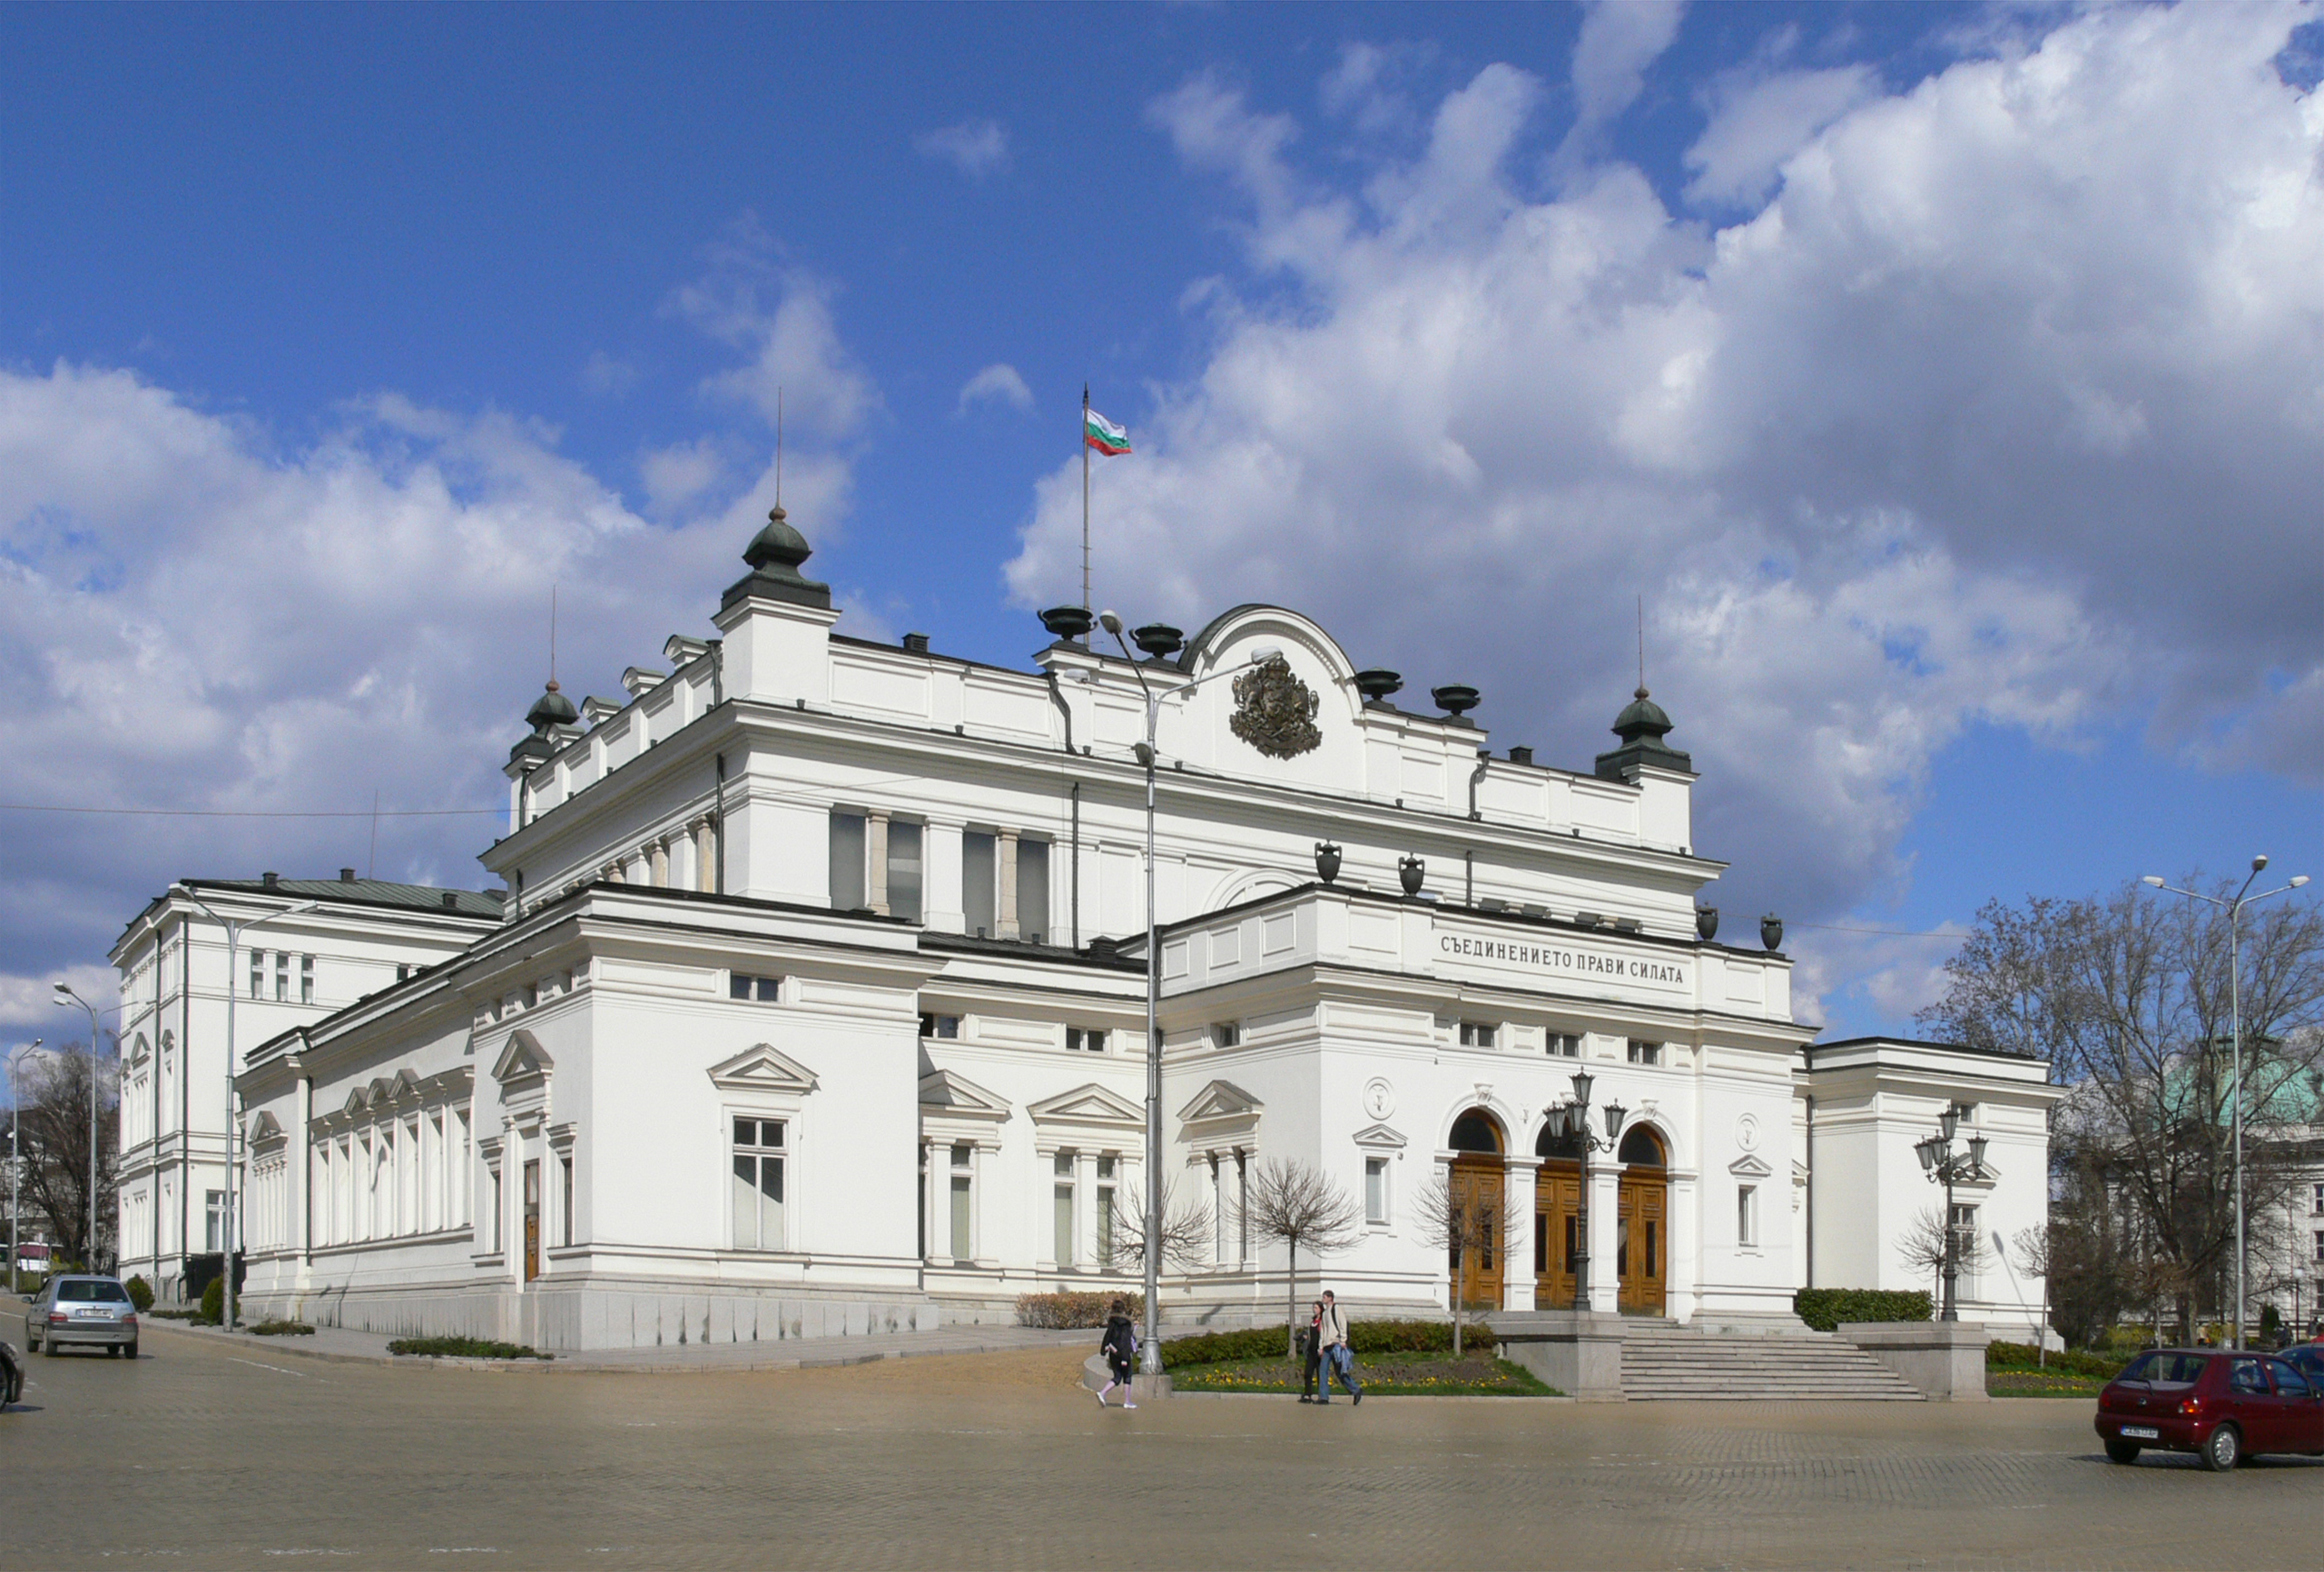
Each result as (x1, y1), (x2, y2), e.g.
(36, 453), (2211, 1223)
(1436, 926), (1689, 991)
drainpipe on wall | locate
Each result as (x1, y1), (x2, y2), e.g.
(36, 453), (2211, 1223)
(1045, 671), (1083, 949)
(713, 754), (728, 897)
(1467, 748), (1490, 820)
(1803, 1075), (1816, 1290)
(1464, 848), (1475, 907)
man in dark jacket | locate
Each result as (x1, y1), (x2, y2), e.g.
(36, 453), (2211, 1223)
(1097, 1299), (1139, 1409)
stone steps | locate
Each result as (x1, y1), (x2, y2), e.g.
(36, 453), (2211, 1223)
(1617, 1321), (1926, 1401)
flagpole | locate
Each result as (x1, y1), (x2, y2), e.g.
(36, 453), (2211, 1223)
(1081, 384), (1092, 634)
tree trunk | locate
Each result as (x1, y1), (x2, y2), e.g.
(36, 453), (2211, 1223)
(1453, 1242), (1465, 1356)
(1286, 1238), (1300, 1358)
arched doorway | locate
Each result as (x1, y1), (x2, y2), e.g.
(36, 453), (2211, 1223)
(1615, 1125), (1667, 1315)
(1447, 1110), (1505, 1316)
(1534, 1119), (1584, 1309)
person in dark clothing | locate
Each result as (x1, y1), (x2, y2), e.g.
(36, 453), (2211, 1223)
(1097, 1298), (1139, 1409)
(1298, 1301), (1324, 1402)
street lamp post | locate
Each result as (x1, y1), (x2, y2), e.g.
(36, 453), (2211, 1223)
(1914, 1103), (1989, 1322)
(2142, 857), (2309, 1349)
(163, 886), (320, 1330)
(8, 1039), (40, 1294)
(1094, 612), (1261, 1377)
(50, 988), (105, 1272)
(1550, 1068), (1627, 1313)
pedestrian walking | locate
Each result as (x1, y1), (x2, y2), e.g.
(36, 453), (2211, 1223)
(1298, 1300), (1324, 1402)
(1314, 1289), (1361, 1405)
(1096, 1298), (1139, 1409)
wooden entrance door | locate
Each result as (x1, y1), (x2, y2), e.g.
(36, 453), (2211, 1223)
(523, 1159), (541, 1283)
(1615, 1171), (1666, 1314)
(1534, 1160), (1580, 1309)
(1449, 1158), (1505, 1315)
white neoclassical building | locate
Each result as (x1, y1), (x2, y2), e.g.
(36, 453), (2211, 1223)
(112, 504), (2055, 1349)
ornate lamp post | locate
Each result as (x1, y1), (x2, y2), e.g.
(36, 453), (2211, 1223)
(8, 1039), (39, 1292)
(1913, 1103), (1989, 1322)
(50, 988), (104, 1272)
(2141, 857), (2308, 1349)
(1550, 1068), (1627, 1313)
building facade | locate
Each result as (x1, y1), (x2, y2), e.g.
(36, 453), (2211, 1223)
(112, 504), (2053, 1347)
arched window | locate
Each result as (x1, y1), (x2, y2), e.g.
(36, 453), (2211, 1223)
(1448, 1110), (1502, 1154)
(1617, 1125), (1666, 1167)
(1536, 1119), (1584, 1161)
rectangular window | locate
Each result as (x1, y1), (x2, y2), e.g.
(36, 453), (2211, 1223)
(829, 811), (867, 911)
(1364, 1157), (1389, 1225)
(1065, 1026), (1107, 1053)
(919, 1012), (961, 1040)
(962, 832), (997, 937)
(1096, 1156), (1116, 1265)
(250, 951), (264, 999)
(1458, 1021), (1497, 1048)
(490, 1165), (503, 1254)
(1737, 1184), (1758, 1248)
(300, 954), (315, 1005)
(1546, 1032), (1581, 1058)
(204, 1189), (226, 1253)
(2313, 1184), (2323, 1213)
(1627, 1039), (1662, 1065)
(730, 1117), (786, 1251)
(887, 820), (924, 924)
(1017, 838), (1050, 944)
(275, 951), (289, 1002)
(1053, 1152), (1076, 1266)
(560, 1152), (574, 1248)
(1237, 1150), (1250, 1260)
(2314, 1231), (2324, 1264)
(1212, 1022), (1242, 1049)
(949, 1143), (974, 1259)
(729, 972), (781, 1002)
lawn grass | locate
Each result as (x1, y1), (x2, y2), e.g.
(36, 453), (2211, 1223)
(1169, 1350), (1561, 1396)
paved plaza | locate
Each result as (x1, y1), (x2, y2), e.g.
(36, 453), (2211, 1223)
(1, 1311), (2317, 1571)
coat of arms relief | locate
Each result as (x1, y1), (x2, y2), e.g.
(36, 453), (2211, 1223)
(1229, 654), (1322, 760)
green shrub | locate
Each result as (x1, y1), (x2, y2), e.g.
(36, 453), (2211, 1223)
(247, 1320), (315, 1337)
(386, 1336), (550, 1360)
(1014, 1290), (1145, 1329)
(123, 1275), (154, 1311)
(1985, 1340), (2124, 1380)
(199, 1277), (224, 1325)
(1159, 1318), (1496, 1369)
(144, 1307), (202, 1321)
(1794, 1288), (1932, 1331)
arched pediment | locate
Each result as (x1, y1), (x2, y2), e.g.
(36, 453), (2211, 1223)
(707, 1042), (818, 1095)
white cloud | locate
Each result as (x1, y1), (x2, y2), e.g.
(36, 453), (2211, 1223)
(915, 118), (1010, 179)
(1570, 0), (1686, 133)
(1009, 4), (2324, 944)
(957, 363), (1034, 415)
(1683, 62), (1879, 207)
(638, 436), (726, 515)
(581, 349), (637, 397)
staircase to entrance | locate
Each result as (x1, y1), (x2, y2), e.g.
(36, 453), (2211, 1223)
(1617, 1317), (1926, 1401)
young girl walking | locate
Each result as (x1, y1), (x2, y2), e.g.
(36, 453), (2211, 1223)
(1097, 1299), (1139, 1409)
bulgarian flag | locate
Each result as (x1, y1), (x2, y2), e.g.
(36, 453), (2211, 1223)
(1084, 408), (1132, 456)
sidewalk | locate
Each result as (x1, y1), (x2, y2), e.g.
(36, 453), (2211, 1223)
(136, 1313), (1091, 1374)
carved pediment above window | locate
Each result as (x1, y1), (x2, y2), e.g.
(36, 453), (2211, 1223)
(1351, 1122), (1408, 1150)
(1728, 1153), (1773, 1180)
(492, 1029), (553, 1087)
(1176, 1079), (1263, 1123)
(918, 1067), (1010, 1122)
(1027, 1082), (1144, 1131)
(707, 1042), (819, 1096)
(244, 1110), (284, 1148)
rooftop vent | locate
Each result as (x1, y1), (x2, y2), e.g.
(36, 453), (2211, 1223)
(340, 868), (357, 883)
(1508, 746), (1534, 765)
(440, 891), (458, 910)
(262, 871), (280, 890)
(902, 632), (930, 654)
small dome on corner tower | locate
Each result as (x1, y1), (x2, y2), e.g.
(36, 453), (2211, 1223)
(526, 679), (580, 735)
(723, 502), (833, 612)
(743, 502), (814, 573)
(1595, 685), (1693, 779)
(1611, 686), (1674, 745)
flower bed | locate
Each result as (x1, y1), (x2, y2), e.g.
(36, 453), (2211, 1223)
(386, 1336), (551, 1360)
(1169, 1351), (1559, 1396)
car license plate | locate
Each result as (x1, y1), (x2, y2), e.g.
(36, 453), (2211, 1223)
(2121, 1426), (2160, 1440)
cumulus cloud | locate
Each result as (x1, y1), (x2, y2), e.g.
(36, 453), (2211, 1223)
(915, 118), (1010, 179)
(1008, 3), (2324, 954)
(1570, 0), (1686, 134)
(957, 363), (1034, 414)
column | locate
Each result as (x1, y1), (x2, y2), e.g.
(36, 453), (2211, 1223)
(1666, 1171), (1699, 1322)
(1505, 1156), (1541, 1312)
(1589, 1166), (1621, 1313)
(867, 811), (891, 916)
(921, 821), (965, 933)
(693, 817), (717, 893)
(997, 829), (1020, 939)
(650, 838), (671, 887)
(601, 861), (624, 884)
(294, 1074), (313, 1264)
(1078, 1150), (1100, 1270)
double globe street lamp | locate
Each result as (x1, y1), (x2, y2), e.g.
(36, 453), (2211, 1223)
(1913, 1103), (1989, 1323)
(1544, 1068), (1627, 1313)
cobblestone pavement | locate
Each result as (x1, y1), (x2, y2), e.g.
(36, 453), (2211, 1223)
(2, 1310), (2318, 1571)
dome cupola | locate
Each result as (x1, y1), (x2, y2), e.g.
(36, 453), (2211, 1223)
(723, 502), (832, 612)
(1594, 685), (1693, 779)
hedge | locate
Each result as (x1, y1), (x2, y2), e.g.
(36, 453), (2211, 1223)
(1015, 1291), (1145, 1329)
(1985, 1340), (2125, 1380)
(1794, 1288), (1932, 1331)
(248, 1320), (316, 1337)
(199, 1278), (224, 1325)
(124, 1275), (154, 1312)
(387, 1336), (550, 1360)
(1160, 1319), (1497, 1369)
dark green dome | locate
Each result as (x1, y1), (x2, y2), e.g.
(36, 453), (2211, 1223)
(723, 502), (832, 612)
(743, 503), (813, 571)
(526, 680), (579, 735)
(1612, 687), (1674, 745)
(1595, 685), (1693, 779)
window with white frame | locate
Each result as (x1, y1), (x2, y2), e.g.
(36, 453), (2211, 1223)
(1052, 1152), (1076, 1266)
(300, 954), (315, 1005)
(1365, 1157), (1390, 1226)
(1458, 1021), (1497, 1048)
(275, 951), (290, 1002)
(2313, 1183), (2323, 1213)
(560, 1150), (575, 1248)
(1627, 1039), (1663, 1065)
(731, 1117), (786, 1250)
(204, 1189), (226, 1252)
(488, 1163), (503, 1254)
(830, 811), (868, 911)
(919, 1012), (961, 1039)
(2314, 1230), (2324, 1264)
(1737, 1184), (1759, 1248)
(1546, 1032), (1581, 1058)
(249, 951), (264, 999)
(729, 972), (781, 1002)
(1096, 1156), (1116, 1264)
(948, 1143), (974, 1259)
(1212, 1021), (1242, 1048)
(1065, 1026), (1107, 1053)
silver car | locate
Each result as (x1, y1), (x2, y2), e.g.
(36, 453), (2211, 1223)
(26, 1275), (140, 1358)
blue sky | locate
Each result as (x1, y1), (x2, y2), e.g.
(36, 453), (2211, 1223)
(5, 0), (2323, 1048)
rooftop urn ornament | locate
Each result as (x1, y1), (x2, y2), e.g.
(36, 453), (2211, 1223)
(1353, 669), (1403, 705)
(1038, 606), (1095, 641)
(1431, 684), (1481, 720)
(1398, 855), (1425, 897)
(1760, 914), (1784, 951)
(1230, 652), (1322, 760)
(1130, 623), (1184, 659)
(1695, 906), (1719, 942)
(1314, 841), (1342, 884)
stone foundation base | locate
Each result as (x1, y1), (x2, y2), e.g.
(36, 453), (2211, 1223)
(1485, 1310), (1627, 1400)
(1838, 1319), (1989, 1400)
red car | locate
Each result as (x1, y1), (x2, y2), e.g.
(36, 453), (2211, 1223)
(2095, 1349), (2324, 1469)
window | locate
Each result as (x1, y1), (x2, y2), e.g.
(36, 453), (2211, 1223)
(489, 1165), (504, 1253)
(1545, 1032), (1581, 1058)
(1212, 1022), (1242, 1049)
(275, 951), (290, 1001)
(830, 810), (868, 910)
(919, 1012), (961, 1040)
(729, 972), (782, 1002)
(300, 954), (315, 1005)
(1737, 1184), (1759, 1248)
(1096, 1156), (1116, 1264)
(1053, 1152), (1077, 1266)
(560, 1152), (574, 1248)
(1458, 1021), (1497, 1048)
(949, 1143), (974, 1260)
(962, 831), (997, 936)
(1365, 1157), (1390, 1225)
(887, 820), (924, 924)
(1627, 1039), (1662, 1065)
(2272, 1358), (2313, 1398)
(1017, 837), (1050, 943)
(2314, 1231), (2324, 1264)
(2229, 1358), (2268, 1396)
(249, 951), (264, 999)
(204, 1189), (226, 1253)
(1065, 1026), (1107, 1053)
(2313, 1183), (2323, 1213)
(731, 1118), (786, 1250)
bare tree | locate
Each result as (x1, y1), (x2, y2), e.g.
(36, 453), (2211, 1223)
(1896, 1204), (1991, 1305)
(14, 1043), (119, 1270)
(1416, 1170), (1522, 1354)
(1920, 879), (2324, 1339)
(1242, 1157), (1362, 1356)
(1104, 1175), (1214, 1274)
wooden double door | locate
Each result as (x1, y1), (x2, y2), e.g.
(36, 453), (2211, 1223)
(1448, 1157), (1505, 1314)
(1534, 1161), (1667, 1314)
